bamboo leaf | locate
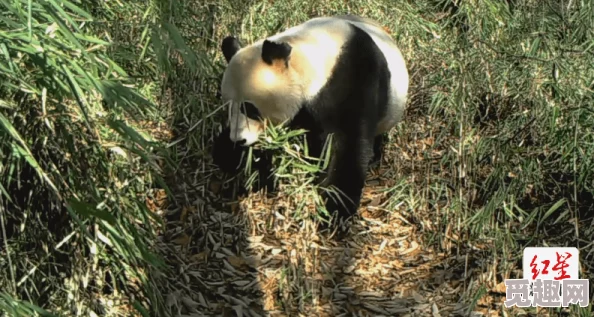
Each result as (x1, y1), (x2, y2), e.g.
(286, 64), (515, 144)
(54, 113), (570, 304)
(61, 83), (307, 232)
(46, 0), (82, 32)
(0, 112), (60, 196)
(67, 198), (117, 225)
(60, 0), (94, 20)
(40, 2), (84, 51)
(61, 63), (93, 129)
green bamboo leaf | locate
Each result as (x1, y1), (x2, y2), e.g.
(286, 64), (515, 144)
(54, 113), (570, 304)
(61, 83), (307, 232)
(27, 0), (31, 40)
(292, 162), (320, 172)
(68, 59), (102, 92)
(51, 73), (71, 93)
(67, 198), (117, 225)
(540, 198), (567, 223)
(163, 22), (198, 70)
(133, 301), (150, 317)
(41, 2), (84, 51)
(104, 58), (128, 77)
(46, 0), (82, 32)
(61, 63), (92, 127)
(74, 33), (110, 45)
(0, 15), (22, 28)
(14, 143), (61, 196)
(98, 223), (130, 258)
(0, 182), (12, 203)
(150, 27), (169, 71)
(0, 0), (23, 17)
(107, 119), (152, 148)
(59, 0), (94, 20)
(0, 61), (13, 74)
(138, 25), (151, 62)
(0, 99), (16, 109)
(7, 43), (38, 54)
(529, 36), (541, 57)
(0, 293), (60, 317)
(0, 112), (60, 195)
(100, 80), (154, 116)
(101, 221), (125, 241)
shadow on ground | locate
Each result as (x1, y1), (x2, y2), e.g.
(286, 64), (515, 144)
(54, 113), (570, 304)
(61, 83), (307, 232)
(151, 69), (267, 315)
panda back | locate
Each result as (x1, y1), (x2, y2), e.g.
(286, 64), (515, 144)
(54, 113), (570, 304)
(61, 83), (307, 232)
(340, 18), (410, 133)
(272, 17), (408, 123)
(266, 17), (359, 100)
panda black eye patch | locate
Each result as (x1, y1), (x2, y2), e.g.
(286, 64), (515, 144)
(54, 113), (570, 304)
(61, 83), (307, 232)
(240, 102), (262, 120)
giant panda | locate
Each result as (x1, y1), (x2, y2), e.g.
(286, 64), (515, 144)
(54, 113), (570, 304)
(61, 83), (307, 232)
(212, 15), (409, 227)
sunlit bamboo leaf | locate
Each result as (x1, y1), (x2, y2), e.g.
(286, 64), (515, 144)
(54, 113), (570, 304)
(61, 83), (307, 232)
(59, 0), (94, 20)
(61, 63), (92, 128)
(162, 22), (198, 71)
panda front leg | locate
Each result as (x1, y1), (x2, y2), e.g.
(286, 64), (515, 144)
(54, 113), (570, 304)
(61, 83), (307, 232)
(212, 126), (276, 194)
(212, 126), (247, 174)
(370, 133), (386, 167)
(320, 133), (374, 226)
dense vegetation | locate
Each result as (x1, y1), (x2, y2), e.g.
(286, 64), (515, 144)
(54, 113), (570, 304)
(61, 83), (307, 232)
(1, 0), (592, 316)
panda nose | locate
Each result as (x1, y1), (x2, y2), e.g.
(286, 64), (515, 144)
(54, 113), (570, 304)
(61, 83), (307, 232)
(235, 139), (246, 146)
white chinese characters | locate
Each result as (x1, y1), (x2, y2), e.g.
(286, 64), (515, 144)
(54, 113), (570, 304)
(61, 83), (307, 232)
(504, 247), (590, 308)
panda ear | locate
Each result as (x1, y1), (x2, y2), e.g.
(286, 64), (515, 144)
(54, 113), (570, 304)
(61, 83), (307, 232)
(222, 36), (242, 63)
(261, 40), (292, 66)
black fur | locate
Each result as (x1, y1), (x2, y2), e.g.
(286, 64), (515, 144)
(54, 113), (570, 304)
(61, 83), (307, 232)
(213, 23), (391, 227)
(212, 126), (246, 173)
(301, 25), (390, 224)
(372, 134), (386, 166)
(211, 126), (276, 193)
(222, 36), (242, 63)
(261, 40), (292, 66)
(241, 102), (262, 120)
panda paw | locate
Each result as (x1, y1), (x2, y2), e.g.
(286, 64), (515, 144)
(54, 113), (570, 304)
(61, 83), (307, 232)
(316, 191), (357, 233)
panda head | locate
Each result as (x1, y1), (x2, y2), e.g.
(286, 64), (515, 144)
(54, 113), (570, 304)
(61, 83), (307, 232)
(219, 36), (308, 146)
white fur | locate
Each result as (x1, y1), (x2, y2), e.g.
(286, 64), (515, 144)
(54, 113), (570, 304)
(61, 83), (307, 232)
(266, 17), (350, 100)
